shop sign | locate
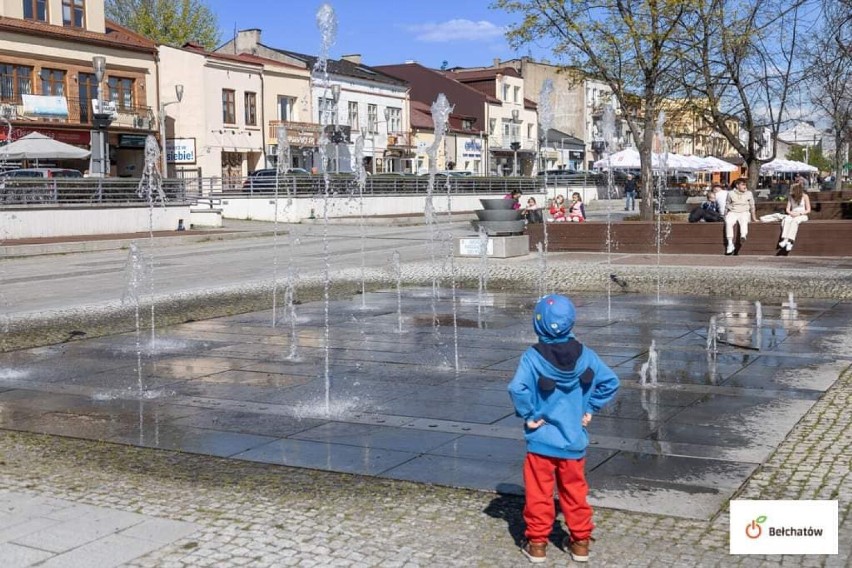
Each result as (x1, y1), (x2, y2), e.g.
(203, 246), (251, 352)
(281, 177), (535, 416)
(462, 139), (482, 158)
(119, 134), (148, 148)
(166, 138), (196, 164)
(22, 95), (69, 118)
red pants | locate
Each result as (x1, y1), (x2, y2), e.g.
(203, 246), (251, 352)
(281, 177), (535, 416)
(523, 452), (594, 542)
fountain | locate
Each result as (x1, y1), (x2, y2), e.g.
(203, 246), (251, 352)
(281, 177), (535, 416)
(457, 198), (528, 258)
(536, 80), (554, 288)
(638, 339), (659, 387)
(755, 301), (763, 328)
(122, 243), (147, 396)
(601, 104), (617, 320)
(477, 228), (489, 319)
(271, 124), (292, 327)
(352, 132), (368, 308)
(136, 134), (166, 348)
(653, 112), (672, 303)
(706, 315), (718, 355)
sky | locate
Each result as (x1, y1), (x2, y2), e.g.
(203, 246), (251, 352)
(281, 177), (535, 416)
(205, 0), (553, 68)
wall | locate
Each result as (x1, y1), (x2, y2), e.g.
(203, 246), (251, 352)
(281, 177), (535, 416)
(216, 191), (549, 223)
(0, 205), (189, 239)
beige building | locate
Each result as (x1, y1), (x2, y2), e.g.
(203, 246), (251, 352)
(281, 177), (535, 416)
(159, 44), (268, 183)
(0, 0), (158, 175)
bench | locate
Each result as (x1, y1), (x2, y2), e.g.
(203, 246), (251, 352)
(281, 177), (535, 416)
(526, 220), (852, 256)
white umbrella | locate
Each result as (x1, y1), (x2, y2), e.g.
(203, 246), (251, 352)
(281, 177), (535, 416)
(593, 148), (703, 170)
(0, 132), (90, 160)
(760, 159), (817, 174)
(698, 156), (739, 172)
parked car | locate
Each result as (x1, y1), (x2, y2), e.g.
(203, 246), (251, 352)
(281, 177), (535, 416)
(243, 168), (310, 191)
(1, 168), (83, 178)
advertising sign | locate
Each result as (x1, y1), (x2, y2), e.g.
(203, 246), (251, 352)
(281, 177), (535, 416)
(166, 138), (196, 164)
(22, 94), (69, 118)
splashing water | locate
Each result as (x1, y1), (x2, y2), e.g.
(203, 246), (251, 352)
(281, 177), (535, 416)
(477, 228), (489, 319)
(122, 242), (147, 395)
(136, 135), (165, 346)
(271, 124), (293, 327)
(706, 315), (718, 355)
(353, 133), (368, 308)
(787, 291), (797, 310)
(536, 242), (548, 298)
(653, 112), (670, 303)
(755, 301), (763, 327)
(639, 339), (658, 388)
(601, 104), (618, 320)
(313, 2), (338, 415)
(392, 250), (403, 333)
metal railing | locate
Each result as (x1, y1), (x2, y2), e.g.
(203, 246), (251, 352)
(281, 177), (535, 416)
(0, 174), (547, 207)
(0, 95), (155, 130)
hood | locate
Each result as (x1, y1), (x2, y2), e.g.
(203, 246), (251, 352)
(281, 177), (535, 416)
(533, 294), (576, 344)
(530, 339), (593, 392)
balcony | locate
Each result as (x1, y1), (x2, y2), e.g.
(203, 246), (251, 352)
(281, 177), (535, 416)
(268, 120), (323, 146)
(386, 131), (411, 147)
(493, 137), (537, 151)
(0, 95), (155, 131)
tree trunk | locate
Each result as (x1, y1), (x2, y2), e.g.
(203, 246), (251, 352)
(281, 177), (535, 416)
(639, 114), (657, 221)
(745, 158), (761, 191)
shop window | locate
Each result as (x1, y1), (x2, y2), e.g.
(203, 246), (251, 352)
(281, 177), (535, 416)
(108, 76), (134, 109)
(40, 68), (66, 96)
(245, 92), (257, 126)
(0, 63), (33, 102)
(62, 0), (85, 28)
(222, 89), (235, 124)
(23, 0), (48, 21)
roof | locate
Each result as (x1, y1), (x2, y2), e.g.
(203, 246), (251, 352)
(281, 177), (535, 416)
(0, 17), (157, 54)
(181, 43), (263, 67)
(408, 99), (474, 134)
(374, 63), (499, 130)
(445, 67), (522, 81)
(262, 47), (407, 87)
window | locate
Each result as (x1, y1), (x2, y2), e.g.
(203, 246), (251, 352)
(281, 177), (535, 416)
(502, 83), (509, 100)
(513, 86), (520, 103)
(367, 103), (378, 134)
(462, 119), (473, 131)
(277, 95), (294, 121)
(489, 118), (496, 135)
(222, 89), (235, 124)
(77, 72), (97, 122)
(40, 68), (65, 96)
(317, 96), (335, 124)
(107, 76), (133, 109)
(386, 107), (401, 133)
(347, 101), (359, 128)
(244, 92), (257, 126)
(62, 0), (85, 27)
(0, 64), (33, 102)
(23, 0), (48, 21)
(527, 124), (534, 139)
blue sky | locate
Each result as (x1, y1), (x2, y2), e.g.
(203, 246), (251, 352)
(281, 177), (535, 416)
(206, 0), (551, 68)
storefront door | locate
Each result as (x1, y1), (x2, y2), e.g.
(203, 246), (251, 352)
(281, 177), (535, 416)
(221, 152), (242, 189)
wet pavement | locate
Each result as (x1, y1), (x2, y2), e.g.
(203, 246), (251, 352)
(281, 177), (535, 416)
(1, 289), (848, 530)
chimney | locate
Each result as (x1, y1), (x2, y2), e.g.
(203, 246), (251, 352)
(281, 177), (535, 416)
(404, 60), (417, 64)
(493, 57), (501, 68)
(341, 54), (362, 65)
(235, 29), (261, 54)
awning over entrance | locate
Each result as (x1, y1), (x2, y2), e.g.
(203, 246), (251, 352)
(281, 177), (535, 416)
(208, 130), (262, 152)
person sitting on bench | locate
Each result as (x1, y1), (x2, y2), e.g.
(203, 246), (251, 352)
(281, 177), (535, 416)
(689, 188), (724, 222)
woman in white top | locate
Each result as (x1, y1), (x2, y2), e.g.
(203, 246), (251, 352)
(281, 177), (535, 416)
(779, 182), (811, 251)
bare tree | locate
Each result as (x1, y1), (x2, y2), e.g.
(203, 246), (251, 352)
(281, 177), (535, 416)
(493, 0), (690, 219)
(804, 0), (852, 180)
(677, 0), (810, 189)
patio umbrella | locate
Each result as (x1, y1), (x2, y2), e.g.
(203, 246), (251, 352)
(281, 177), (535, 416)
(0, 132), (90, 161)
(698, 156), (739, 172)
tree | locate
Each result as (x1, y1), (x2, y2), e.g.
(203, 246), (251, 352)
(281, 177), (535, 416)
(106, 0), (220, 51)
(804, 0), (852, 179)
(676, 0), (810, 190)
(787, 144), (832, 172)
(494, 0), (691, 219)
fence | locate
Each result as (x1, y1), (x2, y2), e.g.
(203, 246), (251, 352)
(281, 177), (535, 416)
(0, 174), (546, 207)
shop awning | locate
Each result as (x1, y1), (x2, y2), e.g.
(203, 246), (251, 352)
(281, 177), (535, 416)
(208, 130), (262, 152)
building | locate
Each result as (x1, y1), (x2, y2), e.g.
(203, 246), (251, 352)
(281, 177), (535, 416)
(219, 31), (411, 174)
(0, 0), (158, 175)
(373, 62), (492, 174)
(158, 44), (266, 183)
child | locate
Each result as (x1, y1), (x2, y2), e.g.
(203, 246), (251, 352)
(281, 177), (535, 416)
(567, 192), (586, 222)
(549, 194), (567, 222)
(724, 178), (757, 255)
(508, 294), (619, 563)
(523, 197), (543, 224)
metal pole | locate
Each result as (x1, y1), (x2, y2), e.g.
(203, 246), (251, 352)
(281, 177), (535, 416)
(159, 102), (167, 177)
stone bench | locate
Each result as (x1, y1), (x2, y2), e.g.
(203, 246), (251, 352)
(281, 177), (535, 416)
(526, 219), (852, 256)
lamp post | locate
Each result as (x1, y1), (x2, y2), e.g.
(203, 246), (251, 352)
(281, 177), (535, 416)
(330, 84), (341, 174)
(159, 84), (184, 178)
(89, 56), (112, 177)
(511, 109), (520, 176)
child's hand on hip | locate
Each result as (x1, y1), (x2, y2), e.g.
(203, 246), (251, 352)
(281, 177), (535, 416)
(582, 413), (592, 426)
(526, 418), (545, 430)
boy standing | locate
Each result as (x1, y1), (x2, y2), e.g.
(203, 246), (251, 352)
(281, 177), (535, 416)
(508, 294), (620, 563)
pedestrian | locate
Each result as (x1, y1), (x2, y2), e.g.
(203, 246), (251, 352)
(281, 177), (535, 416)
(504, 189), (522, 210)
(549, 194), (567, 222)
(508, 294), (619, 564)
(779, 182), (811, 251)
(567, 192), (586, 222)
(724, 178), (757, 255)
(623, 174), (637, 211)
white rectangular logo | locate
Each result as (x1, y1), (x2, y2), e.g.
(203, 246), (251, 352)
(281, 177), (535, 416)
(730, 500), (838, 555)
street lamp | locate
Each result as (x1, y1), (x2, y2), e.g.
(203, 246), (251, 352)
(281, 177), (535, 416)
(159, 83), (184, 177)
(89, 55), (112, 177)
(511, 109), (520, 176)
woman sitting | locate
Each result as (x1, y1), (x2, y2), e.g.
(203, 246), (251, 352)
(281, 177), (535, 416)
(779, 182), (811, 252)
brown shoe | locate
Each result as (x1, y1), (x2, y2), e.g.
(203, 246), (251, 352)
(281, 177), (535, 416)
(565, 536), (591, 562)
(521, 540), (547, 563)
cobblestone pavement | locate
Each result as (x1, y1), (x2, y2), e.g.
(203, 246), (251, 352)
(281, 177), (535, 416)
(0, 365), (847, 567)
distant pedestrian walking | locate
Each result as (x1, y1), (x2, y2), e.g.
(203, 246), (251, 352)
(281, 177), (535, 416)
(624, 174), (637, 211)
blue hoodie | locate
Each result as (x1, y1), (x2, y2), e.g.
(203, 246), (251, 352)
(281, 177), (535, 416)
(508, 295), (620, 459)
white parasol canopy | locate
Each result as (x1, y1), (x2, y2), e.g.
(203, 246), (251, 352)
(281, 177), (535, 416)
(760, 159), (818, 174)
(0, 132), (90, 160)
(698, 156), (739, 172)
(593, 148), (706, 170)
